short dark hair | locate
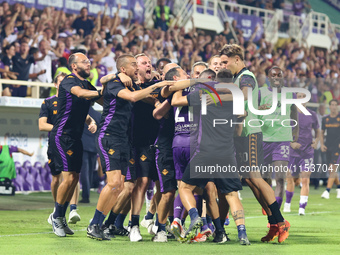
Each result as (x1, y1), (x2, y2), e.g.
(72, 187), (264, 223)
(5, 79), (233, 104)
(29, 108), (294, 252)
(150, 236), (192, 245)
(58, 57), (68, 67)
(88, 49), (97, 56)
(29, 47), (39, 55)
(156, 58), (171, 68)
(199, 69), (216, 80)
(165, 67), (181, 81)
(329, 99), (338, 105)
(216, 68), (233, 82)
(116, 54), (135, 71)
(219, 44), (244, 61)
(3, 44), (13, 53)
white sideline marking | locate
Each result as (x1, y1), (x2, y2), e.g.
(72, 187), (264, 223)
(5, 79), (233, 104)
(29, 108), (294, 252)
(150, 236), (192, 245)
(0, 211), (337, 238)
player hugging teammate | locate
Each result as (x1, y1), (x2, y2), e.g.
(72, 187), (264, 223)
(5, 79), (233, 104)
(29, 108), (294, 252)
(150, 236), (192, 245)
(47, 45), (310, 245)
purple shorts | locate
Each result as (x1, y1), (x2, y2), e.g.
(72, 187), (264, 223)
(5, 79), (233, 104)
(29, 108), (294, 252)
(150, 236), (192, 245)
(289, 154), (314, 177)
(263, 141), (290, 165)
(173, 147), (191, 180)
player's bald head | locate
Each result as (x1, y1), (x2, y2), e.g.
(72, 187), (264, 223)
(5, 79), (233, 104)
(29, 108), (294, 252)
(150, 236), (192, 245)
(69, 53), (86, 68)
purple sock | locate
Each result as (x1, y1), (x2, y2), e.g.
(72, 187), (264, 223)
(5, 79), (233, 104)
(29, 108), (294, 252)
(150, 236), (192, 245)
(173, 194), (183, 219)
(276, 196), (283, 209)
(194, 195), (203, 216)
(299, 202), (307, 209)
(299, 196), (308, 209)
(285, 191), (294, 203)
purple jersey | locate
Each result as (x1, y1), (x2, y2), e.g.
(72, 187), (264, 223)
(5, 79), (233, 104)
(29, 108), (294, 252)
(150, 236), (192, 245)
(290, 110), (319, 158)
(96, 64), (108, 87)
(0, 145), (18, 157)
(172, 86), (201, 148)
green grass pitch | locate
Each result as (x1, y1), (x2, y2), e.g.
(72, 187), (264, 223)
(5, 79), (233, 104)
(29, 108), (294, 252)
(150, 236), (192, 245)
(0, 186), (339, 255)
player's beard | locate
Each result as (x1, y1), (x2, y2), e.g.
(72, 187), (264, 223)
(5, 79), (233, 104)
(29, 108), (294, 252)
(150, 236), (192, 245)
(78, 67), (90, 79)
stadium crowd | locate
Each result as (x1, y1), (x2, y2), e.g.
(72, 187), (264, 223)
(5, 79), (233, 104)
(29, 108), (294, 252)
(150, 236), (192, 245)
(0, 1), (338, 105)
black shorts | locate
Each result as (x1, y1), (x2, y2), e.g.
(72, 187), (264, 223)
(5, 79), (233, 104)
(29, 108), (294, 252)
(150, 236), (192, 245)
(133, 145), (158, 181)
(182, 152), (242, 194)
(155, 148), (177, 193)
(125, 149), (137, 182)
(97, 135), (129, 174)
(47, 145), (60, 176)
(326, 149), (340, 165)
(234, 132), (264, 177)
(49, 135), (83, 173)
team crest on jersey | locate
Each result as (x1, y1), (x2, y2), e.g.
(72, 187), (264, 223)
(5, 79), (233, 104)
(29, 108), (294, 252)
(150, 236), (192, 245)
(129, 159), (135, 165)
(337, 118), (340, 122)
(140, 155), (147, 161)
(67, 150), (73, 156)
(108, 149), (115, 155)
(53, 110), (57, 115)
(326, 118), (329, 122)
(53, 101), (57, 105)
(162, 169), (168, 175)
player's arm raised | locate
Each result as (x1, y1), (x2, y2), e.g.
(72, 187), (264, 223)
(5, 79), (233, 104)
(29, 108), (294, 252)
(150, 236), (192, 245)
(118, 80), (174, 103)
(171, 90), (188, 106)
(71, 86), (102, 99)
(17, 147), (34, 157)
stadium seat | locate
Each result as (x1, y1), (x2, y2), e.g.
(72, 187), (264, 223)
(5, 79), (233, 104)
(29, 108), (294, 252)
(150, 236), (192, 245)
(34, 162), (43, 170)
(17, 167), (28, 179)
(23, 160), (32, 170)
(12, 174), (25, 191)
(15, 161), (21, 169)
(44, 162), (50, 172)
(30, 167), (44, 191)
(44, 173), (52, 190)
(24, 171), (35, 191)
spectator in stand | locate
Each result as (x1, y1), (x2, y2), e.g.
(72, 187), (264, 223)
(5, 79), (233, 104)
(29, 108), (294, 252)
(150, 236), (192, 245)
(153, 0), (174, 31)
(1, 43), (18, 79)
(72, 7), (94, 37)
(64, 36), (75, 59)
(9, 41), (46, 97)
(29, 39), (56, 97)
